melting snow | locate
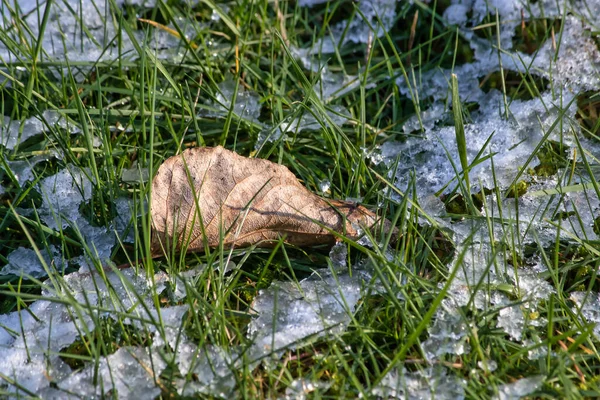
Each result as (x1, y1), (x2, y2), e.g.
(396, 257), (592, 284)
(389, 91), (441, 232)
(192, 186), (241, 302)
(38, 165), (93, 230)
(174, 343), (239, 398)
(1, 115), (44, 150)
(376, 91), (578, 198)
(212, 80), (262, 122)
(478, 359), (498, 372)
(2, 0), (600, 396)
(370, 366), (466, 399)
(0, 0), (197, 67)
(0, 271), (125, 395)
(303, 0), (398, 54)
(247, 269), (366, 359)
(6, 154), (53, 186)
(571, 291), (600, 338)
(280, 379), (332, 400)
(0, 246), (63, 278)
(0, 266), (205, 397)
(55, 347), (165, 400)
(492, 375), (544, 400)
(422, 311), (470, 361)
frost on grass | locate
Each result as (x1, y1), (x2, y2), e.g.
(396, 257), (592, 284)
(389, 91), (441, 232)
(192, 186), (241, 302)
(247, 269), (365, 359)
(370, 366), (465, 400)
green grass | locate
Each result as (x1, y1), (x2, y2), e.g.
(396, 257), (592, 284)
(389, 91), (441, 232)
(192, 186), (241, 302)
(1, 0), (600, 398)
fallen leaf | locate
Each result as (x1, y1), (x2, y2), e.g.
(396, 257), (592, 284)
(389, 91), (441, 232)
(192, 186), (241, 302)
(151, 146), (394, 254)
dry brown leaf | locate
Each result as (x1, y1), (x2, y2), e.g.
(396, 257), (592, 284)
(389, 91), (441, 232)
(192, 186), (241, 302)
(151, 146), (394, 254)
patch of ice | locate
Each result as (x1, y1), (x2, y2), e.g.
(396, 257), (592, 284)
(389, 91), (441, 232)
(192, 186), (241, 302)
(290, 47), (373, 102)
(396, 61), (487, 105)
(0, 266), (186, 396)
(150, 304), (190, 350)
(113, 197), (136, 244)
(371, 365), (465, 399)
(530, 17), (600, 91)
(0, 245), (63, 278)
(210, 4), (230, 22)
(285, 105), (350, 133)
(5, 154), (54, 186)
(255, 126), (285, 149)
(315, 71), (367, 103)
(318, 179), (331, 194)
(161, 264), (207, 303)
(328, 242), (348, 271)
(121, 164), (150, 183)
(450, 241), (504, 291)
(511, 271), (555, 305)
(442, 234), (557, 343)
(402, 103), (447, 134)
(555, 187), (600, 241)
(281, 379), (332, 400)
(492, 375), (544, 400)
(175, 343), (239, 398)
(444, 4), (470, 26)
(0, 297), (95, 395)
(56, 347), (165, 400)
(478, 359), (498, 372)
(36, 166), (136, 269)
(0, 0), (181, 68)
(290, 46), (327, 73)
(524, 339), (550, 360)
(571, 291), (600, 338)
(469, 0), (522, 23)
(305, 0), (398, 54)
(0, 115), (43, 150)
(247, 270), (365, 359)
(385, 91), (578, 198)
(297, 0), (330, 6)
(422, 311), (470, 361)
(211, 80), (262, 122)
(60, 268), (166, 322)
(255, 105), (350, 149)
(38, 165), (93, 230)
(497, 305), (525, 341)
